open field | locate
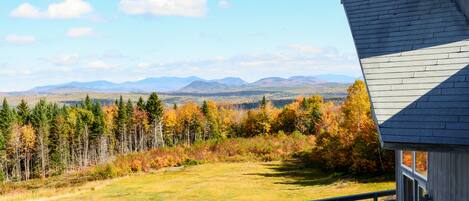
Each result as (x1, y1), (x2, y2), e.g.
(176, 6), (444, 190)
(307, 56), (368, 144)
(1, 161), (394, 201)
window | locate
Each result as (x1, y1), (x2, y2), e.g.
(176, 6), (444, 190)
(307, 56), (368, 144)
(401, 151), (427, 179)
(400, 151), (429, 201)
(415, 152), (428, 177)
(418, 185), (428, 201)
(403, 175), (414, 201)
(402, 150), (413, 169)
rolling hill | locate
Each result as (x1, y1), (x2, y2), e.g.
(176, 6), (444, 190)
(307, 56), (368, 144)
(14, 74), (359, 95)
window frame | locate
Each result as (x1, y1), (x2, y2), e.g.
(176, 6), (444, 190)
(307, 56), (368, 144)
(401, 150), (414, 172)
(400, 151), (429, 201)
(414, 152), (428, 180)
(400, 150), (428, 181)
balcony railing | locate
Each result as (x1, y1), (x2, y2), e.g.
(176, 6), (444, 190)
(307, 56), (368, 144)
(312, 190), (396, 201)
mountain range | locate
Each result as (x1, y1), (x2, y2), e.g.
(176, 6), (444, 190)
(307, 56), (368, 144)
(19, 74), (359, 94)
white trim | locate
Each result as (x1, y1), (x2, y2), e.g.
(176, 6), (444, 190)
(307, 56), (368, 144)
(414, 152), (428, 180)
(399, 150), (429, 201)
(400, 150), (428, 181)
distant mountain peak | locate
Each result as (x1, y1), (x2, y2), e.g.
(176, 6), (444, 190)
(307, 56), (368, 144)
(20, 74), (358, 95)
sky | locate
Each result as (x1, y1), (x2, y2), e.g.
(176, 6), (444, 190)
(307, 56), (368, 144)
(0, 0), (360, 92)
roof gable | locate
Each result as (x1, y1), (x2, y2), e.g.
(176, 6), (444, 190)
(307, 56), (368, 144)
(342, 0), (469, 150)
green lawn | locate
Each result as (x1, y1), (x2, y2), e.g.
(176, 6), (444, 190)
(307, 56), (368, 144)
(1, 161), (394, 201)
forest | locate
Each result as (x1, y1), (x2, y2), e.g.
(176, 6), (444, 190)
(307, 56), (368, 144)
(0, 80), (394, 183)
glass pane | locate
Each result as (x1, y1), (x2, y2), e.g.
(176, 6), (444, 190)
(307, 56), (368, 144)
(415, 152), (428, 178)
(418, 186), (428, 201)
(402, 151), (413, 169)
(403, 175), (415, 201)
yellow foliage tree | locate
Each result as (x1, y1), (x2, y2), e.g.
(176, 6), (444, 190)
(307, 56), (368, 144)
(20, 124), (36, 180)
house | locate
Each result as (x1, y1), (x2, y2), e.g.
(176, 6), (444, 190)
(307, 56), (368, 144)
(341, 0), (469, 200)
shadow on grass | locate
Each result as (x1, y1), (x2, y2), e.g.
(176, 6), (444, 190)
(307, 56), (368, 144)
(246, 160), (394, 187)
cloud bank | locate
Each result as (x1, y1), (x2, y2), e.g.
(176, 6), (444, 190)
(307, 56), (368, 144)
(119, 0), (207, 17)
(11, 0), (93, 19)
(5, 34), (36, 45)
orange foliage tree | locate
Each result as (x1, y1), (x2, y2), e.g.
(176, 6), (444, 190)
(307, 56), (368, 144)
(314, 80), (394, 175)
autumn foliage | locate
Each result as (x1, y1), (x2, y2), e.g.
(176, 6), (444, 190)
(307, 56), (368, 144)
(313, 81), (394, 175)
(0, 80), (393, 184)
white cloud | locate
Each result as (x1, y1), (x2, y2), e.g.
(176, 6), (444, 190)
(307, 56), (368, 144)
(285, 44), (323, 54)
(10, 3), (42, 18)
(87, 60), (117, 70)
(218, 0), (231, 9)
(136, 44), (361, 81)
(67, 27), (94, 38)
(11, 0), (92, 19)
(49, 54), (80, 66)
(119, 0), (207, 17)
(5, 34), (36, 45)
(137, 62), (152, 68)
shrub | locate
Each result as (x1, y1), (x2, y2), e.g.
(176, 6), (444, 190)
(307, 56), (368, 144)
(181, 159), (203, 166)
(0, 170), (5, 183)
(131, 160), (143, 172)
(91, 164), (120, 180)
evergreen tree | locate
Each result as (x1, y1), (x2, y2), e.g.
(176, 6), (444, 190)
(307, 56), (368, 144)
(91, 102), (106, 161)
(0, 98), (14, 143)
(202, 101), (209, 116)
(92, 103), (105, 139)
(82, 95), (93, 110)
(201, 101), (221, 139)
(116, 96), (127, 153)
(16, 99), (30, 125)
(0, 98), (13, 182)
(137, 97), (146, 111)
(126, 99), (134, 122)
(49, 106), (67, 173)
(260, 96), (267, 108)
(146, 93), (163, 124)
(146, 93), (164, 147)
(0, 98), (15, 180)
(30, 99), (51, 178)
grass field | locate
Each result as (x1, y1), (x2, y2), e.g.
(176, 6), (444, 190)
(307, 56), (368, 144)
(1, 161), (394, 201)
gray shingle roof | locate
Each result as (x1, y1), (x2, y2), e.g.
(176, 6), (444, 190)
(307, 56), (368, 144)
(342, 0), (469, 150)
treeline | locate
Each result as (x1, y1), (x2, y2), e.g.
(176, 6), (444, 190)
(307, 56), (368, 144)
(0, 80), (392, 182)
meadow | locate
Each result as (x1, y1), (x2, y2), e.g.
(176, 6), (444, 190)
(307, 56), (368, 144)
(1, 162), (394, 201)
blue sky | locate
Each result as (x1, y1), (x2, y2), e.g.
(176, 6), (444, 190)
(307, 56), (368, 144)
(0, 0), (360, 92)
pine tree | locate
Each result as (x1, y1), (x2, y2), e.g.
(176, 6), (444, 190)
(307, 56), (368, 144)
(116, 96), (127, 153)
(125, 99), (134, 151)
(92, 102), (105, 140)
(201, 101), (221, 139)
(17, 99), (30, 125)
(0, 98), (15, 181)
(0, 98), (14, 144)
(146, 93), (164, 147)
(82, 95), (93, 110)
(260, 96), (267, 108)
(49, 106), (66, 174)
(31, 99), (51, 178)
(137, 97), (146, 111)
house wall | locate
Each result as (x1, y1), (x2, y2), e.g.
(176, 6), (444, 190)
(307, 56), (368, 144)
(427, 152), (469, 201)
(396, 151), (469, 201)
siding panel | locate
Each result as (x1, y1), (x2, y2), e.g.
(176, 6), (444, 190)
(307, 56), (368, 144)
(342, 0), (469, 147)
(428, 152), (469, 201)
